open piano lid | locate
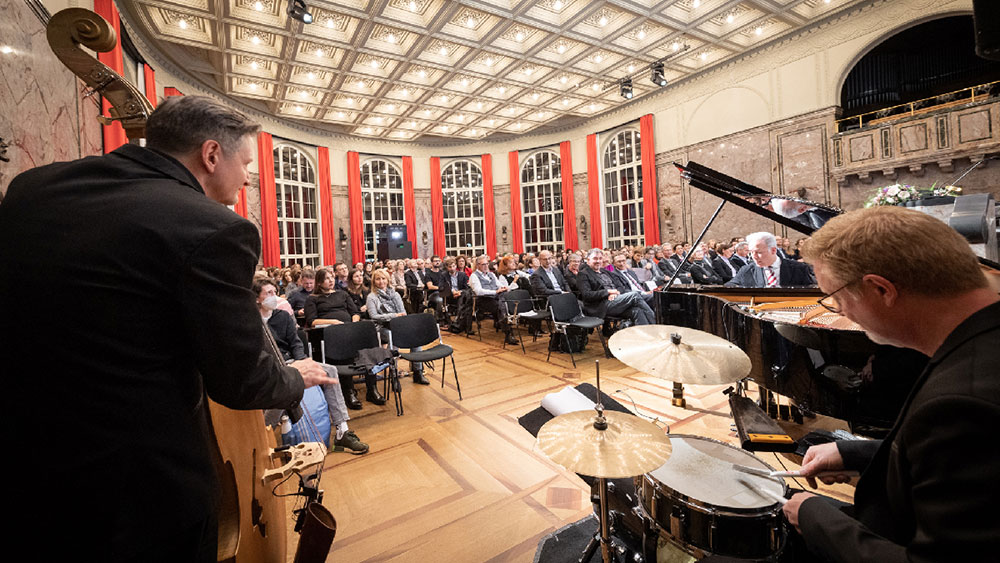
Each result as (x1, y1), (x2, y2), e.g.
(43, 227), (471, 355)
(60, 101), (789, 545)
(676, 160), (842, 236)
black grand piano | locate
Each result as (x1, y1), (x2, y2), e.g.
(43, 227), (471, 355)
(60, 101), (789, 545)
(655, 162), (961, 434)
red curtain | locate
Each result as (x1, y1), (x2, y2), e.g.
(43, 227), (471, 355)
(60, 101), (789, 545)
(639, 114), (660, 245)
(430, 157), (445, 257)
(257, 132), (281, 267)
(559, 141), (578, 251)
(481, 154), (497, 257)
(164, 87), (184, 97)
(508, 151), (523, 254)
(586, 134), (603, 249)
(317, 147), (336, 265)
(402, 156), (417, 258)
(234, 189), (248, 218)
(142, 64), (157, 108)
(94, 0), (127, 153)
(346, 151), (365, 265)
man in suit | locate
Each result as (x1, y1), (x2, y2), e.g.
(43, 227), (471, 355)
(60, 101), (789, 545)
(423, 255), (448, 323)
(785, 206), (999, 562)
(287, 268), (315, 318)
(610, 252), (655, 306)
(333, 261), (350, 291)
(468, 254), (518, 345)
(563, 252), (583, 296)
(726, 232), (815, 288)
(0, 96), (333, 561)
(576, 249), (655, 325)
(730, 242), (750, 270)
(530, 250), (569, 298)
(404, 257), (427, 313)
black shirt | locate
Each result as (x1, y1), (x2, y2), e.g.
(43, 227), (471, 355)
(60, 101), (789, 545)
(304, 290), (359, 326)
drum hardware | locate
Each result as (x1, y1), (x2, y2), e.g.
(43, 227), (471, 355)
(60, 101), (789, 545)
(537, 360), (672, 563)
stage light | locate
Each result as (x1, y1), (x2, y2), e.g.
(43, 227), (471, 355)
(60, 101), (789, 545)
(288, 0), (313, 24)
(650, 62), (667, 87)
(620, 78), (633, 99)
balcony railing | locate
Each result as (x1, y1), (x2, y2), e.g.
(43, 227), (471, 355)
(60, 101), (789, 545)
(836, 80), (1000, 132)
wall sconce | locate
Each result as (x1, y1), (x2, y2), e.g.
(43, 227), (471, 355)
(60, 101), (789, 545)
(421, 230), (428, 246)
(338, 227), (347, 251)
(501, 225), (508, 245)
(579, 215), (588, 240)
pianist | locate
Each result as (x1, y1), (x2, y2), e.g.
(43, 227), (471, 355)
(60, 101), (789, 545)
(783, 206), (1000, 562)
(725, 231), (815, 288)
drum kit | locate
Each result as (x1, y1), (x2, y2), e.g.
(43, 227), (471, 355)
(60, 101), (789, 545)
(536, 326), (789, 563)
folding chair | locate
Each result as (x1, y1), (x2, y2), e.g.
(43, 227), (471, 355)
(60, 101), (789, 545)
(322, 321), (403, 416)
(546, 292), (605, 368)
(389, 313), (461, 400)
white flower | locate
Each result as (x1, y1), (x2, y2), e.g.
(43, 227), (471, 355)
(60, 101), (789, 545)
(898, 191), (910, 200)
(886, 185), (900, 196)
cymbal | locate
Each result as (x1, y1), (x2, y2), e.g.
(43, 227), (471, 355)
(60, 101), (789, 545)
(537, 410), (672, 479)
(607, 325), (751, 385)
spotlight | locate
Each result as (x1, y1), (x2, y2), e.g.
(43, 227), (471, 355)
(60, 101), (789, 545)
(650, 62), (667, 87)
(620, 78), (633, 99)
(288, 0), (313, 24)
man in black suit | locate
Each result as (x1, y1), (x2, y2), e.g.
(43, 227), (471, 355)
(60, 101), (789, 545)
(404, 257), (428, 313)
(610, 252), (655, 306)
(730, 242), (749, 270)
(785, 206), (1000, 562)
(529, 250), (569, 297)
(0, 96), (333, 561)
(711, 243), (739, 283)
(725, 232), (815, 288)
(576, 249), (655, 325)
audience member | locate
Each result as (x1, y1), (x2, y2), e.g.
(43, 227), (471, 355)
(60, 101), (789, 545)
(576, 249), (655, 326)
(726, 232), (815, 288)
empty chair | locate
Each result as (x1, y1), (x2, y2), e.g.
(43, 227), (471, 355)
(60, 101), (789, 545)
(546, 292), (606, 368)
(389, 313), (461, 400)
(323, 320), (402, 415)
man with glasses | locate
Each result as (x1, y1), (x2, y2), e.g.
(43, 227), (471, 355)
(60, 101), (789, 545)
(726, 231), (815, 288)
(782, 206), (1000, 562)
(469, 254), (518, 345)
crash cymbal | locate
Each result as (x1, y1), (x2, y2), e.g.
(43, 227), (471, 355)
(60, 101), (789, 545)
(608, 325), (751, 385)
(537, 410), (672, 479)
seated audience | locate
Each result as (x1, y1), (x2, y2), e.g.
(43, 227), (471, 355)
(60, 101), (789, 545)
(687, 249), (724, 285)
(367, 269), (429, 385)
(711, 243), (740, 283)
(333, 262), (350, 291)
(287, 269), (314, 317)
(423, 255), (448, 323)
(610, 252), (655, 305)
(577, 249), (655, 326)
(404, 258), (428, 313)
(530, 250), (569, 297)
(726, 232), (816, 288)
(468, 254), (518, 345)
(254, 279), (368, 453)
(305, 269), (361, 327)
(345, 270), (369, 318)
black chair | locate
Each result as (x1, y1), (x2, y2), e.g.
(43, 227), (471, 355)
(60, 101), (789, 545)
(470, 294), (500, 341)
(546, 292), (605, 368)
(502, 289), (537, 354)
(389, 313), (461, 400)
(322, 321), (402, 416)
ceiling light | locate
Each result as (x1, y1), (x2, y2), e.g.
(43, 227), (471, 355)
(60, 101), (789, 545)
(559, 75), (567, 83)
(250, 61), (259, 70)
(672, 42), (680, 51)
(337, 111), (345, 117)
(440, 94), (449, 102)
(369, 59), (379, 68)
(627, 64), (636, 73)
(557, 44), (566, 54)
(524, 67), (534, 75)
(295, 105), (303, 112)
(693, 0), (701, 7)
(254, 1), (264, 10)
(300, 90), (309, 98)
(531, 92), (539, 100)
(461, 77), (469, 86)
(439, 46), (448, 55)
(425, 109), (431, 115)
(488, 119), (495, 125)
(498, 85), (506, 93)
(249, 82), (258, 90)
(386, 104), (394, 111)
(485, 57), (495, 66)
(637, 29), (646, 39)
(650, 62), (667, 87)
(726, 14), (734, 23)
(591, 83), (600, 91)
(409, 1), (417, 10)
(589, 103), (596, 110)
(476, 101), (483, 109)
(515, 31), (525, 41)
(466, 16), (475, 28)
(537, 112), (545, 118)
(307, 71), (315, 78)
(594, 54), (603, 63)
(619, 78), (633, 99)
(457, 114), (464, 121)
(755, 26), (763, 36)
(375, 116), (383, 123)
(506, 107), (514, 114)
(178, 19), (188, 30)
(251, 35), (260, 45)
(386, 33), (396, 44)
(598, 16), (608, 26)
(326, 18), (334, 28)
(418, 69), (427, 78)
(562, 98), (569, 105)
(408, 121), (416, 127)
(553, 0), (563, 9)
(345, 97), (353, 104)
(400, 88), (408, 96)
(315, 48), (323, 56)
(824, 0), (831, 3)
(365, 127), (373, 133)
(700, 52), (708, 61)
(288, 0), (313, 24)
(356, 80), (365, 88)
(470, 129), (477, 135)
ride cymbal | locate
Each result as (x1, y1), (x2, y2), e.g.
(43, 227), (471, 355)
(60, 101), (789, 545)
(537, 410), (671, 479)
(608, 325), (751, 385)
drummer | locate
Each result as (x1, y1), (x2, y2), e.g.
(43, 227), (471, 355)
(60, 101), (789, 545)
(783, 207), (999, 561)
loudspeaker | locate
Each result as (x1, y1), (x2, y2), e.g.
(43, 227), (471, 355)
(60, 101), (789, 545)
(973, 0), (1000, 61)
(377, 240), (412, 261)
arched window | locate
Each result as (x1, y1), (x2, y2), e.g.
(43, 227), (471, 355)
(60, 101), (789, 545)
(602, 129), (644, 249)
(441, 160), (486, 257)
(360, 158), (405, 261)
(520, 150), (563, 254)
(273, 144), (321, 267)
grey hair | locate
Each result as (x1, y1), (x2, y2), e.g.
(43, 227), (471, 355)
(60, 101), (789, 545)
(586, 248), (604, 260)
(735, 242), (749, 251)
(146, 95), (260, 156)
(746, 232), (777, 249)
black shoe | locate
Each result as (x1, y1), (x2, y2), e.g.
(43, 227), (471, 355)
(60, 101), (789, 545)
(345, 388), (362, 410)
(332, 430), (369, 455)
(366, 388), (387, 405)
(412, 371), (430, 385)
(505, 333), (519, 345)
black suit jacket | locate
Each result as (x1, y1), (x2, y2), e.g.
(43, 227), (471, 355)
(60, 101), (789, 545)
(730, 255), (748, 270)
(711, 255), (738, 283)
(576, 266), (614, 318)
(799, 301), (1000, 562)
(529, 267), (568, 296)
(0, 144), (303, 557)
(444, 271), (469, 292)
(725, 258), (815, 288)
(404, 268), (426, 290)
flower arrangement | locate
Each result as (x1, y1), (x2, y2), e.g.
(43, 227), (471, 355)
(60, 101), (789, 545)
(863, 183), (962, 208)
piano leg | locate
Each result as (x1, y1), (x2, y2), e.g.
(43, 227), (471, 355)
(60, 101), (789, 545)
(672, 382), (686, 408)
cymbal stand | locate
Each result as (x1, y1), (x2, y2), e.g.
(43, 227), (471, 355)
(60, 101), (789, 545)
(579, 360), (613, 563)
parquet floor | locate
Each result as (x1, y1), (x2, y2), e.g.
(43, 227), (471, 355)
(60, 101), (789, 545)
(284, 324), (857, 562)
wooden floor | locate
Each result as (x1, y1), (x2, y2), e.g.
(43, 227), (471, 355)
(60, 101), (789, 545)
(282, 324), (857, 562)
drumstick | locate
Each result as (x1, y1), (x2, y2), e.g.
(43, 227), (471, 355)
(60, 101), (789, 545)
(737, 477), (787, 505)
(732, 464), (860, 479)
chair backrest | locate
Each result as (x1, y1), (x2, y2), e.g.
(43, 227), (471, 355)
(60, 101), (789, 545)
(388, 313), (439, 349)
(548, 292), (583, 323)
(504, 289), (534, 316)
(323, 321), (381, 364)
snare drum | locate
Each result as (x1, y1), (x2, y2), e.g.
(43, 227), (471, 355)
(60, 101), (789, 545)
(635, 435), (787, 560)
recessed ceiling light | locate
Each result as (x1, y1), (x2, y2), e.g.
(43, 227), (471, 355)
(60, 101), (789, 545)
(627, 64), (635, 72)
(557, 44), (566, 54)
(356, 80), (365, 88)
(598, 16), (608, 26)
(409, 1), (417, 10)
(337, 111), (345, 117)
(400, 88), (408, 96)
(700, 52), (708, 60)
(249, 82), (258, 90)
(418, 69), (427, 78)
(179, 19), (188, 30)
(300, 90), (308, 98)
(250, 61), (259, 70)
(559, 75), (568, 83)
(637, 30), (646, 40)
(375, 116), (383, 123)
(369, 59), (379, 68)
(307, 71), (315, 79)
(326, 18), (334, 28)
(457, 114), (464, 121)
(466, 16), (475, 28)
(345, 98), (353, 105)
(408, 121), (416, 127)
(386, 104), (394, 111)
(591, 83), (600, 91)
(470, 129), (477, 135)
(488, 119), (495, 125)
(531, 92), (539, 100)
(485, 57), (494, 66)
(365, 127), (373, 133)
(672, 42), (680, 51)
(537, 112), (544, 118)
(461, 77), (469, 86)
(254, 1), (263, 11)
(295, 105), (303, 112)
(506, 107), (514, 114)
(589, 103), (596, 110)
(439, 46), (448, 55)
(424, 109), (431, 115)
(693, 0), (701, 7)
(315, 48), (323, 56)
(476, 101), (483, 109)
(498, 85), (506, 93)
(726, 14), (734, 23)
(386, 33), (396, 44)
(562, 98), (569, 105)
(515, 31), (524, 41)
(594, 54), (603, 63)
(440, 94), (449, 102)
(553, 0), (563, 10)
(755, 27), (763, 35)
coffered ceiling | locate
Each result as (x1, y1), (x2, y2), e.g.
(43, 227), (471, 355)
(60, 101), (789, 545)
(119, 0), (869, 143)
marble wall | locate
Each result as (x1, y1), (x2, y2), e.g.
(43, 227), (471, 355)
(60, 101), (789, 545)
(0, 0), (102, 198)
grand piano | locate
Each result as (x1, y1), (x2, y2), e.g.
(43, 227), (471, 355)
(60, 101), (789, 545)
(655, 161), (999, 434)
